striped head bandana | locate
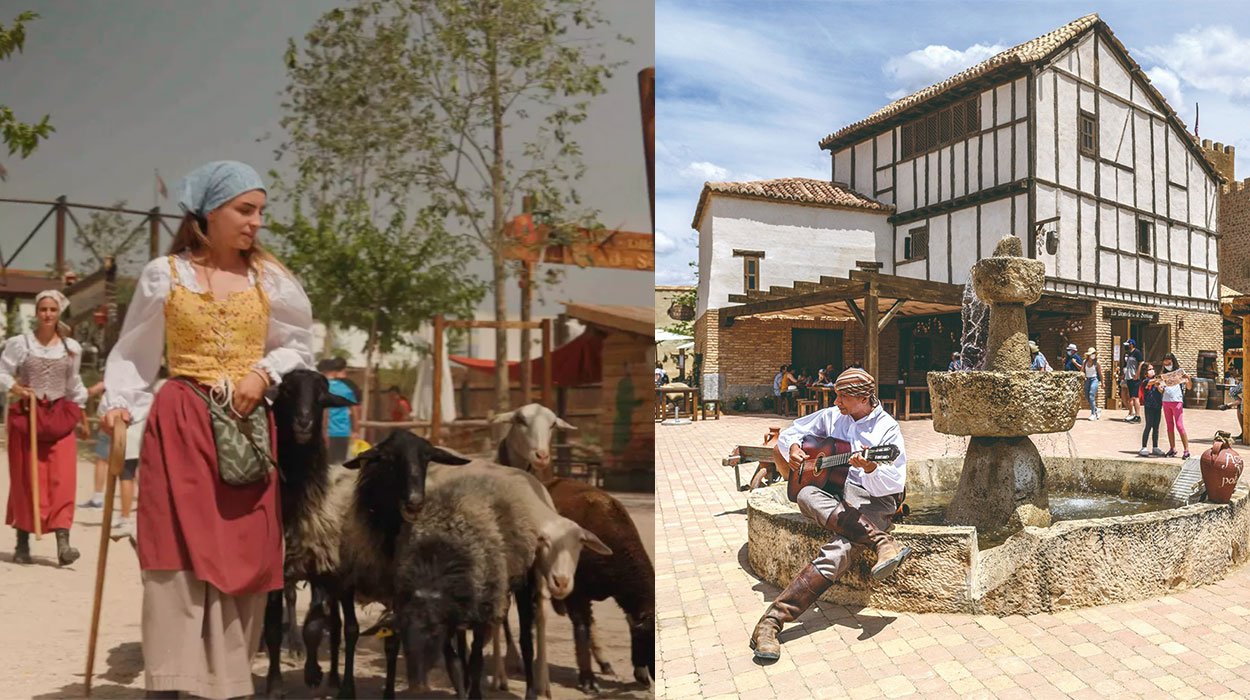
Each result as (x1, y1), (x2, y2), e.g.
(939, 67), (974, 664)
(834, 367), (877, 405)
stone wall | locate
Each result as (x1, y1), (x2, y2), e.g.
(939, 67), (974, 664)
(1220, 179), (1250, 296)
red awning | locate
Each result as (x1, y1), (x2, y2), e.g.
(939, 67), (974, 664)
(450, 329), (603, 387)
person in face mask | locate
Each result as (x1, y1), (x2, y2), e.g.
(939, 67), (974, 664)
(1139, 362), (1165, 456)
(1083, 348), (1102, 420)
(1157, 353), (1192, 458)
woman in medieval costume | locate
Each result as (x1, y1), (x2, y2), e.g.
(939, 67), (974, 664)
(101, 161), (313, 699)
(1, 289), (88, 566)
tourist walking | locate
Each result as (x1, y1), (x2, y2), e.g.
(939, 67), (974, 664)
(1082, 348), (1102, 420)
(749, 368), (910, 661)
(1063, 343), (1082, 371)
(948, 352), (964, 371)
(1139, 362), (1164, 456)
(1158, 352), (1192, 459)
(1, 289), (89, 566)
(1122, 339), (1143, 423)
(321, 356), (358, 463)
(1029, 341), (1050, 370)
(100, 161), (314, 698)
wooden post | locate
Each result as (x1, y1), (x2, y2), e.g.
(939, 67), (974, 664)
(149, 207), (161, 260)
(638, 67), (655, 231)
(541, 318), (552, 408)
(55, 195), (67, 276)
(865, 279), (880, 380)
(431, 315), (444, 444)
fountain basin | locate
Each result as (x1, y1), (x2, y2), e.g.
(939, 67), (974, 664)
(746, 456), (1250, 615)
(928, 370), (1084, 436)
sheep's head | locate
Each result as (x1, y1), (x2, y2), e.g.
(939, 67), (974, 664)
(534, 517), (611, 599)
(272, 369), (355, 445)
(492, 403), (577, 479)
(343, 431), (470, 524)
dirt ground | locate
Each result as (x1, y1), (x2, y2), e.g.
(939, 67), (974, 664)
(0, 443), (655, 699)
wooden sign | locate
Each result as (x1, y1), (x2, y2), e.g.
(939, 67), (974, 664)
(505, 216), (654, 271)
(1104, 307), (1159, 322)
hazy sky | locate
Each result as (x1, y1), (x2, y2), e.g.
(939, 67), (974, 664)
(0, 0), (654, 316)
(656, 0), (1250, 286)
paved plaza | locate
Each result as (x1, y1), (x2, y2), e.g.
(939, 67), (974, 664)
(655, 405), (1250, 700)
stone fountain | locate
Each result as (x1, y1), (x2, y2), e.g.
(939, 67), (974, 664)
(927, 235), (1084, 530)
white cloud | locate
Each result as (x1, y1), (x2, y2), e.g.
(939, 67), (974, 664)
(1144, 66), (1184, 112)
(883, 43), (1007, 99)
(655, 230), (678, 255)
(680, 161), (731, 182)
(1142, 26), (1250, 99)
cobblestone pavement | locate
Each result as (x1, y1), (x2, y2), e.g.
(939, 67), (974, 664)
(655, 406), (1250, 700)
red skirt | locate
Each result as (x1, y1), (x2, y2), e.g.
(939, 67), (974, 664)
(137, 380), (283, 595)
(5, 399), (79, 532)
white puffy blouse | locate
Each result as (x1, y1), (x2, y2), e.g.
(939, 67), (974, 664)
(100, 253), (315, 422)
(0, 333), (89, 406)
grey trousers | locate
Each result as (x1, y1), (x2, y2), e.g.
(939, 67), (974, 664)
(796, 483), (900, 582)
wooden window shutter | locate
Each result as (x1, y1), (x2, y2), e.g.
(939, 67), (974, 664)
(966, 97), (979, 133)
(939, 108), (952, 143)
(952, 102), (966, 139)
(902, 124), (914, 159)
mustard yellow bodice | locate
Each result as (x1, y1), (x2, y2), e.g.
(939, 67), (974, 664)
(164, 255), (269, 385)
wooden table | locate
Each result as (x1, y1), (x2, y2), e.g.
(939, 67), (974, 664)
(902, 386), (932, 420)
(722, 444), (781, 491)
(813, 386), (836, 408)
(655, 387), (700, 422)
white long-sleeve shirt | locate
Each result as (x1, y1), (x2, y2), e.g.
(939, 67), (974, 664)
(0, 333), (88, 406)
(100, 253), (315, 422)
(776, 404), (907, 497)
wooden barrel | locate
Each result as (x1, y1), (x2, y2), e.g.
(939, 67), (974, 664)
(1187, 378), (1211, 408)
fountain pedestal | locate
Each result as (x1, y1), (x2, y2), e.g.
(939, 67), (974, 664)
(929, 235), (1082, 531)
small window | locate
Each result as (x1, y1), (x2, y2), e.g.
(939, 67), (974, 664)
(744, 256), (760, 291)
(1079, 111), (1097, 157)
(904, 226), (929, 262)
(1137, 220), (1153, 256)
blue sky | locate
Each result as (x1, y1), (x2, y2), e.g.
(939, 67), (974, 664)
(656, 0), (1250, 286)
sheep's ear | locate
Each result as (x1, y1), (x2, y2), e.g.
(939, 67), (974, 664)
(490, 410), (516, 425)
(580, 529), (612, 556)
(323, 393), (356, 408)
(342, 449), (378, 470)
(427, 447), (471, 466)
(554, 416), (578, 431)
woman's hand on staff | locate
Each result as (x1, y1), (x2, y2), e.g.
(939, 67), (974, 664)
(102, 408), (131, 433)
(10, 385), (33, 401)
(232, 371), (269, 417)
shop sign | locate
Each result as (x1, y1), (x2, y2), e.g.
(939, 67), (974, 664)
(1104, 307), (1159, 322)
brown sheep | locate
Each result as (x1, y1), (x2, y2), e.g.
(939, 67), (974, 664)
(546, 478), (655, 693)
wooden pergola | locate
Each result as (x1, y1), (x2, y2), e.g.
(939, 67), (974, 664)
(1221, 294), (1250, 444)
(720, 262), (1092, 380)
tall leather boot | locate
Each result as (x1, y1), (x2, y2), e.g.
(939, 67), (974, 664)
(825, 506), (911, 581)
(55, 528), (80, 566)
(749, 563), (831, 660)
(14, 529), (32, 565)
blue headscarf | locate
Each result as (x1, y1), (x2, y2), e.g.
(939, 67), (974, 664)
(176, 161), (266, 217)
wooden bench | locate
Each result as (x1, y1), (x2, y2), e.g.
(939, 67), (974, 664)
(700, 399), (721, 420)
(797, 399), (819, 416)
(723, 445), (782, 491)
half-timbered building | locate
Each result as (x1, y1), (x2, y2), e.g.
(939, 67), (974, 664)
(693, 14), (1228, 410)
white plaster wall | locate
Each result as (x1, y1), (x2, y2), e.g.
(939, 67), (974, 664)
(1080, 196), (1097, 281)
(953, 141), (966, 198)
(898, 160), (914, 211)
(1076, 33), (1095, 82)
(698, 196), (891, 311)
(1133, 111), (1153, 207)
(1056, 73), (1077, 190)
(927, 152), (938, 205)
(930, 214), (950, 284)
(1098, 40), (1131, 100)
(1014, 78), (1027, 120)
(995, 83), (1012, 126)
(981, 198), (1012, 254)
(950, 207), (977, 285)
(834, 148), (852, 185)
(995, 128), (1011, 187)
(854, 140), (873, 194)
(1100, 96), (1132, 168)
(876, 132), (893, 169)
(1014, 122), (1027, 181)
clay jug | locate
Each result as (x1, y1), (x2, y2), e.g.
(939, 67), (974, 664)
(1200, 433), (1244, 504)
(763, 427), (781, 448)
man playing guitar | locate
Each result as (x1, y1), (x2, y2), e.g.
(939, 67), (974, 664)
(750, 367), (912, 661)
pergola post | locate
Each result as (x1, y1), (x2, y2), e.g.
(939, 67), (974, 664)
(865, 277), (880, 379)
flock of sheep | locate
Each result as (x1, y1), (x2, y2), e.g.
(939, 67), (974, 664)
(259, 369), (655, 699)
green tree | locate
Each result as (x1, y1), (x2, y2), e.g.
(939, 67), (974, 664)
(279, 0), (621, 416)
(0, 11), (53, 179)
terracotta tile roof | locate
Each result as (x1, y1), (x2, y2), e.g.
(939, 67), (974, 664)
(692, 177), (892, 229)
(820, 14), (1100, 150)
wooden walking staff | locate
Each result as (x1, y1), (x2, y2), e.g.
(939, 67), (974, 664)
(85, 419), (127, 697)
(28, 393), (41, 539)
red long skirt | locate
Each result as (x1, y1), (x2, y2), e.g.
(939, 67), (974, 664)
(137, 380), (283, 596)
(5, 401), (79, 533)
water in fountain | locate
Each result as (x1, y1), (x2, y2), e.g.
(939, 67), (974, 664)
(1065, 431), (1089, 491)
(959, 280), (990, 370)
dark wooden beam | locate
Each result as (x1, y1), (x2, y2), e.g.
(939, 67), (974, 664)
(889, 179), (1028, 226)
(721, 281), (869, 324)
(846, 298), (866, 327)
(865, 279), (880, 379)
(879, 299), (908, 330)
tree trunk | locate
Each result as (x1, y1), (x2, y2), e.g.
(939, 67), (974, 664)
(362, 314), (377, 437)
(488, 12), (509, 426)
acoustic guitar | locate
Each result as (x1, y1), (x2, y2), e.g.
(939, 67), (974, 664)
(785, 435), (901, 503)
